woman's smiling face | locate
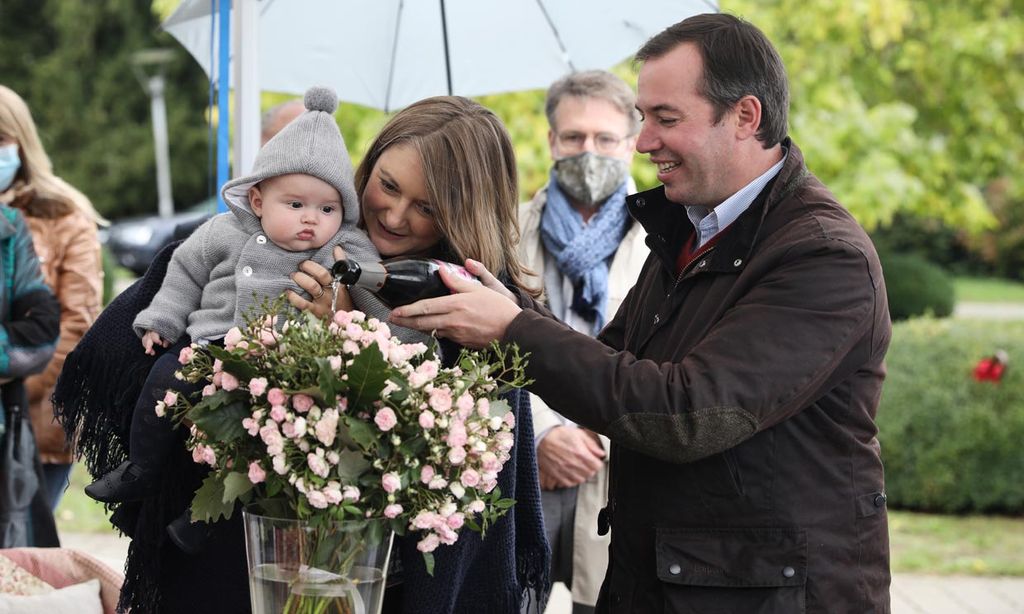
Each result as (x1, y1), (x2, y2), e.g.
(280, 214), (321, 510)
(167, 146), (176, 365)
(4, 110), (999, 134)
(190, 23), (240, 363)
(360, 143), (443, 258)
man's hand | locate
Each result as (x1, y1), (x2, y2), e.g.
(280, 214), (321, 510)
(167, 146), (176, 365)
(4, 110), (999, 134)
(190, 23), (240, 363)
(288, 245), (353, 317)
(537, 425), (606, 490)
(141, 330), (170, 355)
(390, 260), (522, 349)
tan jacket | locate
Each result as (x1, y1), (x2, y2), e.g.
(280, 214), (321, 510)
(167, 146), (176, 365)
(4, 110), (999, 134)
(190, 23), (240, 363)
(21, 203), (103, 464)
(517, 184), (648, 606)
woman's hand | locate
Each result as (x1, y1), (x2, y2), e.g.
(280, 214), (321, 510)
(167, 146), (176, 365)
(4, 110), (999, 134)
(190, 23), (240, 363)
(288, 245), (354, 318)
(390, 264), (522, 348)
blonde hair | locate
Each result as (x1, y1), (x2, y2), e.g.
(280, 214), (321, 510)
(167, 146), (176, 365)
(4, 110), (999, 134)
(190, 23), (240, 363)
(355, 96), (538, 296)
(0, 85), (107, 225)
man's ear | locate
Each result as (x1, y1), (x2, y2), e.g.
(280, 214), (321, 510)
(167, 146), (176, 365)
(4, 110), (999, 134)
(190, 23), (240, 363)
(248, 185), (263, 217)
(733, 95), (762, 141)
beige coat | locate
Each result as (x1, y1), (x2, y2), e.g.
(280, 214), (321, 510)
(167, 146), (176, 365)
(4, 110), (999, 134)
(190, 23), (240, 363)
(15, 193), (103, 464)
(517, 184), (648, 606)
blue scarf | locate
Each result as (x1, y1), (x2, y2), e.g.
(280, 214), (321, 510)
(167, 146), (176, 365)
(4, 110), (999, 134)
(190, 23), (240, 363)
(540, 174), (630, 334)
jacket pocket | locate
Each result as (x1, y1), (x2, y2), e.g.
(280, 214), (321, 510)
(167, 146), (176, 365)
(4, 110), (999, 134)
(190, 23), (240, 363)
(655, 527), (807, 614)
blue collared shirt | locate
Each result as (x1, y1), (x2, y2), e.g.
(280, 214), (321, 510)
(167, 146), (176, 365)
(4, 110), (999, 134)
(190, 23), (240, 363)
(685, 149), (788, 248)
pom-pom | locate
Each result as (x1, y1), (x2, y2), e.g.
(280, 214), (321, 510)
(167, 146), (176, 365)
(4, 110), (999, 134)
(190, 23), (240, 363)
(304, 86), (338, 114)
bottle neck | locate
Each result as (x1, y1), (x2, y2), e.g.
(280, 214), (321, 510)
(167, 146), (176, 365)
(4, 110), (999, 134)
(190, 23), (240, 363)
(353, 260), (388, 291)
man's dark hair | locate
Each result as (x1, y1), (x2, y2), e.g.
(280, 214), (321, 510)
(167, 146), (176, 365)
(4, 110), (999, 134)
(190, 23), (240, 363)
(636, 13), (789, 148)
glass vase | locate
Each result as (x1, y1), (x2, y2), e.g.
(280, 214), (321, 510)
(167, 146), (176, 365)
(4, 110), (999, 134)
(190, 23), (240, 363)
(243, 509), (394, 614)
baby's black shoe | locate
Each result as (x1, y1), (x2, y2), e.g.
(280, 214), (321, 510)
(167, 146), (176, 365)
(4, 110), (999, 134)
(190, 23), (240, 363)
(166, 508), (213, 555)
(84, 460), (159, 503)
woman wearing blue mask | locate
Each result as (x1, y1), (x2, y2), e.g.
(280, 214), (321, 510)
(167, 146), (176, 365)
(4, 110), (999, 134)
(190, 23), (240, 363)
(0, 85), (105, 511)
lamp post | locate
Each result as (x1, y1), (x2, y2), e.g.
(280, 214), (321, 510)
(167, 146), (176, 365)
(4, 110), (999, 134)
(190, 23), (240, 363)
(132, 48), (176, 219)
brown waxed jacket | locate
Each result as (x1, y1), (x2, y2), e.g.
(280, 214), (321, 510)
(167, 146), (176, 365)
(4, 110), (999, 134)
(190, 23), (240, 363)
(14, 191), (103, 464)
(506, 141), (892, 613)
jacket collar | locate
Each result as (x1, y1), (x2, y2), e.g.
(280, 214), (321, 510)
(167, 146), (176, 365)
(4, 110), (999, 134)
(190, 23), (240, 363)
(627, 138), (809, 277)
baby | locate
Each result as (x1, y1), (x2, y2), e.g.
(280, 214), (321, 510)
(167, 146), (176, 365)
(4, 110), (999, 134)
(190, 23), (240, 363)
(85, 87), (392, 548)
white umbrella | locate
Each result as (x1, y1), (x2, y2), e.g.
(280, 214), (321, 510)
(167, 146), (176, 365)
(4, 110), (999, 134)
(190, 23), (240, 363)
(163, 0), (718, 112)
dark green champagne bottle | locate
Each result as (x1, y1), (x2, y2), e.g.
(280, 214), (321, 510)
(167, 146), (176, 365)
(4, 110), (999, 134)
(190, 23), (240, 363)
(331, 256), (479, 308)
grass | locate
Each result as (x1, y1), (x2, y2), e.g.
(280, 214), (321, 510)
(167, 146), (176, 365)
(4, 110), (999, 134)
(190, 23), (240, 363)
(55, 462), (117, 534)
(57, 463), (1024, 577)
(889, 510), (1024, 576)
(954, 276), (1024, 303)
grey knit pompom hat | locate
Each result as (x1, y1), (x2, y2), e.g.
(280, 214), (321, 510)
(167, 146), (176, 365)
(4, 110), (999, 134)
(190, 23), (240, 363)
(222, 86), (360, 227)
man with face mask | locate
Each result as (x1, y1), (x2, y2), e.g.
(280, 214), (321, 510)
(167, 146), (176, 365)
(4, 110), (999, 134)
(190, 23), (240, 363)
(517, 70), (649, 614)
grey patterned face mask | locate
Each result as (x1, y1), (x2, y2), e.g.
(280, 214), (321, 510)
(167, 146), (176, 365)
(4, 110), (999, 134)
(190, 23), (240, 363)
(553, 152), (629, 207)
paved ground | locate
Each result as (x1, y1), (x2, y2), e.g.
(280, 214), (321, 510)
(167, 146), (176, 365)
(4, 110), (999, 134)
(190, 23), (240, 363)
(60, 530), (1024, 613)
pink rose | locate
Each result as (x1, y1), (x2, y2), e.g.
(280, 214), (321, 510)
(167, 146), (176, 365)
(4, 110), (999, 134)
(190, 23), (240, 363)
(420, 465), (435, 484)
(328, 355), (343, 371)
(267, 388), (287, 406)
(342, 485), (360, 502)
(467, 499), (486, 514)
(212, 359), (223, 373)
(162, 390), (178, 406)
(503, 411), (516, 429)
(374, 408), (397, 431)
(384, 504), (403, 519)
(460, 469), (480, 488)
(178, 346), (194, 365)
(306, 490), (328, 509)
(417, 534), (440, 553)
(221, 372), (239, 392)
(223, 327), (243, 349)
(456, 393), (474, 416)
(333, 310), (354, 327)
(202, 384), (217, 397)
(248, 377), (268, 397)
(382, 472), (401, 493)
(447, 446), (467, 465)
(154, 401), (167, 418)
(272, 455), (288, 475)
(323, 483), (343, 505)
(480, 452), (500, 473)
(429, 387), (453, 413)
(446, 422), (467, 448)
(418, 410), (435, 429)
(476, 398), (490, 417)
(446, 512), (465, 530)
(242, 417), (260, 436)
(259, 328), (277, 347)
(269, 405), (286, 423)
(247, 461), (266, 484)
(315, 409), (339, 446)
(291, 394), (314, 413)
(307, 452), (330, 478)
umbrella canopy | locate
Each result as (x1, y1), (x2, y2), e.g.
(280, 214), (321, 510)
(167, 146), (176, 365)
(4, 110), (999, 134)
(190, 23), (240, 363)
(163, 0), (718, 112)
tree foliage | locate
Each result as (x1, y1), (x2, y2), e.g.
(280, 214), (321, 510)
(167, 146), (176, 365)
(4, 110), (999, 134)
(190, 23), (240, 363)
(0, 0), (211, 219)
(4, 0), (1022, 251)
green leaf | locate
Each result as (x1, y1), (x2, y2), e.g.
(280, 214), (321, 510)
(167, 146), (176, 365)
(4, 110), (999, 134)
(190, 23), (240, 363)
(398, 436), (427, 458)
(335, 449), (370, 482)
(191, 399), (250, 443)
(191, 473), (234, 522)
(343, 416), (377, 450)
(317, 357), (347, 403)
(488, 398), (511, 419)
(422, 552), (435, 577)
(345, 343), (390, 409)
(207, 346), (258, 381)
(222, 471), (254, 504)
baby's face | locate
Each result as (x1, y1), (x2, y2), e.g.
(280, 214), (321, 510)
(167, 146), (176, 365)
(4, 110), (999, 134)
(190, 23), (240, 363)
(249, 174), (343, 251)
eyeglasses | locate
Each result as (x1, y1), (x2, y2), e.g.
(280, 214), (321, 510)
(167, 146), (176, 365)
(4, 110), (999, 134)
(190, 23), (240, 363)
(555, 131), (627, 154)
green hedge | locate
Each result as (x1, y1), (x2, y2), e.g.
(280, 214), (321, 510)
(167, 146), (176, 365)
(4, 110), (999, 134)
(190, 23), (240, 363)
(877, 317), (1024, 513)
(880, 252), (955, 321)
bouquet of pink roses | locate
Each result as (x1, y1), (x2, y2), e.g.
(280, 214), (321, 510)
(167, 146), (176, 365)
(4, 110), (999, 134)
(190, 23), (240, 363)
(165, 298), (529, 575)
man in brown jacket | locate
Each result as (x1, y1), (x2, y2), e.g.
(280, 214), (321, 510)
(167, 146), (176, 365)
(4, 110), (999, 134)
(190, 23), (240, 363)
(393, 13), (892, 614)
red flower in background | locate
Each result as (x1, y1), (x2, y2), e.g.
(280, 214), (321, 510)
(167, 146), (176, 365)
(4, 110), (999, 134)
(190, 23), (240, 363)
(973, 349), (1009, 383)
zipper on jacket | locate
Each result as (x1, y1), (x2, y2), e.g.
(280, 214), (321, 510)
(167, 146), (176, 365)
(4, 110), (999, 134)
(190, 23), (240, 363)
(671, 245), (718, 294)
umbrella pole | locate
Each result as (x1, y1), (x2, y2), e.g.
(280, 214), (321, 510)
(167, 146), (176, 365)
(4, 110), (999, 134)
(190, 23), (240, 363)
(440, 0), (452, 95)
